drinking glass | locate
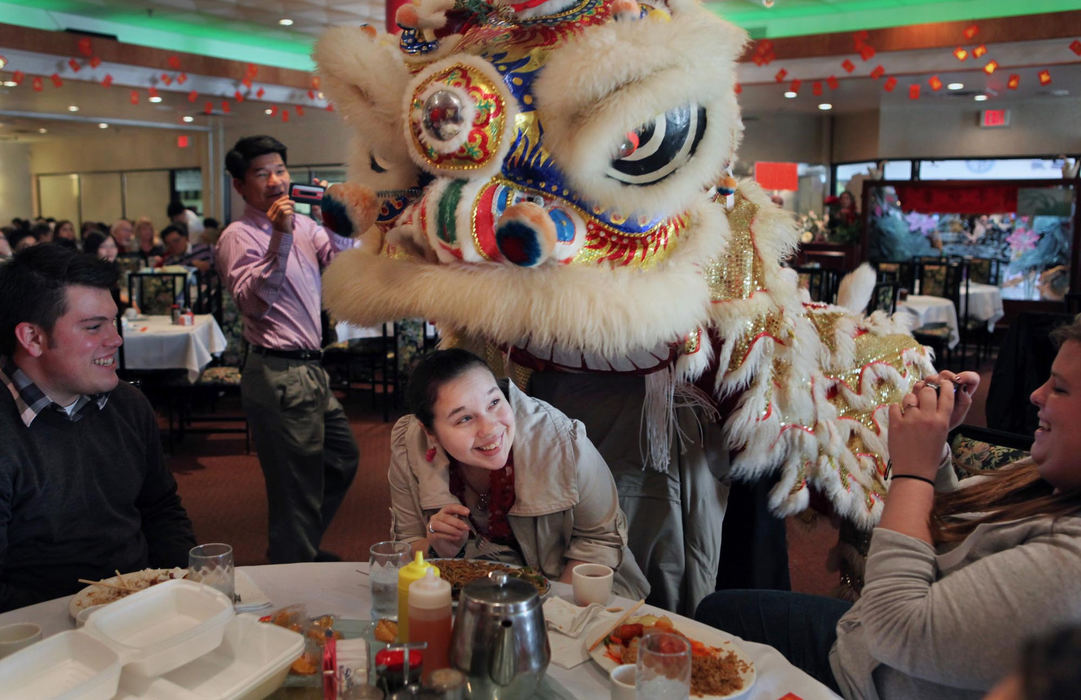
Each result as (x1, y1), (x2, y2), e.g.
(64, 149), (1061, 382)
(188, 543), (235, 602)
(635, 631), (691, 700)
(369, 540), (411, 621)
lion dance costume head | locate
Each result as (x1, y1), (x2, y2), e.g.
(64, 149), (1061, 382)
(314, 0), (933, 529)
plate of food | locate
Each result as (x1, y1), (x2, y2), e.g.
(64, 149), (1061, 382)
(69, 568), (188, 618)
(428, 559), (550, 599)
(589, 613), (756, 699)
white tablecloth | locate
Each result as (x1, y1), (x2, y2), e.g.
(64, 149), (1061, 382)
(962, 282), (1005, 331)
(899, 295), (960, 349)
(0, 563), (838, 699)
(122, 314), (228, 382)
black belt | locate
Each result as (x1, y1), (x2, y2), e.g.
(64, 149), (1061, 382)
(252, 345), (322, 361)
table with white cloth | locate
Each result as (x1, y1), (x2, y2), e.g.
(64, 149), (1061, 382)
(898, 294), (960, 348)
(122, 314), (228, 382)
(0, 562), (839, 699)
(961, 281), (1005, 332)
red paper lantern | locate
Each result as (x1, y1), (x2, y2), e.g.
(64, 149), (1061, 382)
(282, 109), (290, 123)
(50, 73), (63, 87)
(983, 60), (998, 75)
(148, 86), (159, 98)
(953, 47), (968, 61)
(68, 59), (81, 72)
(788, 79), (801, 94)
(177, 73), (187, 85)
(89, 56), (101, 68)
(928, 75), (943, 91)
(256, 87), (265, 98)
(204, 102), (213, 114)
(841, 59), (855, 73)
(883, 76), (897, 92)
(1072, 40), (1081, 56)
(168, 55), (181, 70)
(973, 45), (987, 58)
(869, 65), (884, 80)
(307, 89), (315, 99)
(1007, 74), (1020, 90)
(222, 101), (231, 113)
(77, 37), (93, 56)
(177, 135), (189, 148)
(187, 90), (198, 102)
(1038, 70), (1052, 85)
(908, 84), (920, 100)
(774, 68), (787, 83)
(130, 90), (139, 104)
(234, 90), (245, 102)
(733, 82), (742, 94)
(101, 74), (113, 88)
(859, 44), (875, 61)
(963, 24), (978, 40)
(296, 105), (305, 116)
(32, 76), (43, 91)
(826, 75), (839, 90)
(812, 82), (822, 96)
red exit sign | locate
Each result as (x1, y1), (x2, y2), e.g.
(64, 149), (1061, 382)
(979, 109), (1011, 127)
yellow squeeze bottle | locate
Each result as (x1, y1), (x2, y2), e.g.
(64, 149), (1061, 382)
(397, 551), (438, 642)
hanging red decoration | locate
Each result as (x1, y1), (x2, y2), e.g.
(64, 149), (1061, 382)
(826, 75), (839, 90)
(307, 89), (315, 99)
(928, 75), (943, 91)
(162, 74), (173, 86)
(187, 90), (198, 102)
(326, 103), (334, 111)
(204, 102), (213, 114)
(851, 30), (868, 47)
(256, 87), (265, 98)
(168, 55), (181, 70)
(177, 73), (187, 85)
(270, 105), (278, 116)
(68, 59), (81, 73)
(130, 90), (139, 104)
(77, 37), (93, 56)
(953, 47), (968, 61)
(282, 109), (290, 123)
(177, 135), (189, 148)
(963, 25), (978, 40)
(973, 45), (987, 58)
(247, 63), (258, 77)
(812, 82), (822, 96)
(983, 60), (998, 75)
(733, 82), (742, 94)
(148, 87), (159, 99)
(310, 76), (321, 89)
(774, 68), (787, 83)
(1071, 39), (1081, 56)
(858, 44), (875, 61)
(1038, 70), (1052, 85)
(841, 59), (855, 73)
(242, 77), (252, 89)
(296, 105), (305, 116)
(50, 73), (63, 87)
(221, 101), (231, 113)
(13, 70), (25, 85)
(234, 90), (245, 102)
(883, 76), (897, 92)
(101, 74), (113, 88)
(1007, 74), (1020, 90)
(788, 79), (801, 94)
(89, 56), (101, 68)
(869, 65), (884, 80)
(32, 76), (43, 91)
(908, 84), (920, 100)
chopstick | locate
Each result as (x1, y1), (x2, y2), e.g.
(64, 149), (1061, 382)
(77, 578), (137, 591)
(587, 598), (645, 652)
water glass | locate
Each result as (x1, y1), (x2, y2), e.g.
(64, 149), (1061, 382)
(635, 631), (691, 700)
(188, 543), (235, 602)
(369, 540), (411, 621)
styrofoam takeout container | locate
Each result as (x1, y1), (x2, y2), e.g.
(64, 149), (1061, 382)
(0, 629), (122, 700)
(83, 579), (234, 677)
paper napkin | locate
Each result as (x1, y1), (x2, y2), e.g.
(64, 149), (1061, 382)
(543, 597), (618, 669)
(234, 569), (273, 612)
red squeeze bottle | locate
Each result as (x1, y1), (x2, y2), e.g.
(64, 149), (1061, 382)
(408, 568), (452, 684)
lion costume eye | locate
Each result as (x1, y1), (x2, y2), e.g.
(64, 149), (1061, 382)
(606, 104), (706, 185)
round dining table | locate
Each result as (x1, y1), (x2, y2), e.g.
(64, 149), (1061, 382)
(0, 562), (840, 699)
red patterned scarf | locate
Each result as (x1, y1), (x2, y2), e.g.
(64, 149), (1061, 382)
(448, 451), (517, 543)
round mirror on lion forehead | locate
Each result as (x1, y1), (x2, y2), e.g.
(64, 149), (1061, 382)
(422, 90), (465, 141)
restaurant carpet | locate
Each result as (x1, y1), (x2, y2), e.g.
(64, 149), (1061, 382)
(163, 357), (995, 596)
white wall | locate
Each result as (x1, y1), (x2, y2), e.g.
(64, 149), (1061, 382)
(739, 113), (828, 169)
(0, 141), (33, 220)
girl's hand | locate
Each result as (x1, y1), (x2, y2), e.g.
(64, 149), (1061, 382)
(915, 370), (979, 431)
(888, 379), (955, 481)
(427, 503), (471, 558)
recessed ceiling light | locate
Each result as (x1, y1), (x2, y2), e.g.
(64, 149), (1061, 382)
(783, 91), (797, 99)
(279, 18), (294, 26)
(182, 115), (194, 123)
(947, 82), (964, 90)
(817, 103), (833, 111)
(67, 105), (79, 112)
(265, 108), (273, 115)
(38, 127), (47, 134)
(973, 94), (989, 102)
(2, 80), (16, 87)
(98, 122), (109, 129)
(148, 95), (162, 103)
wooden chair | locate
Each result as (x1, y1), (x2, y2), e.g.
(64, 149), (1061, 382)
(128, 271), (193, 316)
(867, 280), (898, 315)
(911, 260), (964, 368)
(322, 322), (398, 422)
(872, 260), (916, 294)
(794, 265), (840, 304)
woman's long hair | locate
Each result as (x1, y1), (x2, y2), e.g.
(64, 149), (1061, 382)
(932, 318), (1081, 544)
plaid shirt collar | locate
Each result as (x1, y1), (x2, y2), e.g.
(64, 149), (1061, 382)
(0, 356), (110, 427)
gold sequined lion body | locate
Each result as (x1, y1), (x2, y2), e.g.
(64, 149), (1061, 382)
(314, 0), (933, 529)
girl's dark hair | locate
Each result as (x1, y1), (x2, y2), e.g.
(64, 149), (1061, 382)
(82, 231), (111, 256)
(406, 348), (491, 430)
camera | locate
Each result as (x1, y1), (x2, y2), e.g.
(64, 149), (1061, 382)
(289, 183), (325, 206)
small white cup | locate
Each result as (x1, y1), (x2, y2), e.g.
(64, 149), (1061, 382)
(572, 563), (614, 606)
(0, 622), (42, 658)
(610, 663), (636, 700)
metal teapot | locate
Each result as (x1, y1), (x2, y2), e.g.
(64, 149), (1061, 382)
(449, 571), (549, 699)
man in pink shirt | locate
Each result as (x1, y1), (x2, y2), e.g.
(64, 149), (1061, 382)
(217, 135), (359, 563)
